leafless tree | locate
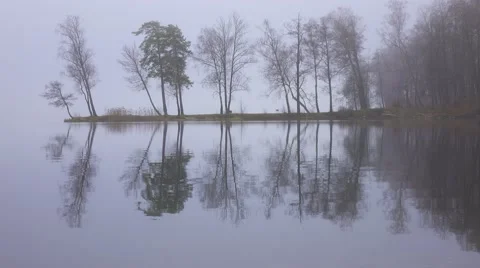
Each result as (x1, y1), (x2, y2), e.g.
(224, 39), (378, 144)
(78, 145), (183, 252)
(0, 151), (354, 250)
(375, 0), (480, 109)
(57, 15), (98, 117)
(319, 15), (346, 112)
(194, 13), (255, 114)
(41, 80), (76, 118)
(303, 19), (323, 113)
(331, 8), (369, 110)
(379, 0), (419, 106)
(258, 20), (295, 113)
(194, 28), (225, 114)
(287, 15), (311, 114)
(118, 44), (161, 115)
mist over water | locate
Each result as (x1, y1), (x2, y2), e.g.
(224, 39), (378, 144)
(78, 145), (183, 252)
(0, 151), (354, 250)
(1, 122), (479, 267)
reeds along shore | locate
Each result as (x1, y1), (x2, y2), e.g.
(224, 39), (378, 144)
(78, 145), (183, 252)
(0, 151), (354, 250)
(64, 107), (480, 123)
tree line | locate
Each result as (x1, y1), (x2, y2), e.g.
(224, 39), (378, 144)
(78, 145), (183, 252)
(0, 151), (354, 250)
(374, 0), (480, 108)
(42, 0), (480, 118)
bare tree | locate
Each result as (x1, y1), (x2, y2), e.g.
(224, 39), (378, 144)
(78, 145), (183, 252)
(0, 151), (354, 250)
(303, 19), (323, 113)
(319, 15), (345, 112)
(195, 13), (255, 114)
(194, 28), (225, 114)
(258, 20), (294, 114)
(57, 15), (98, 117)
(287, 14), (311, 114)
(118, 44), (161, 115)
(379, 0), (418, 106)
(41, 80), (76, 118)
(332, 8), (369, 110)
(375, 0), (480, 109)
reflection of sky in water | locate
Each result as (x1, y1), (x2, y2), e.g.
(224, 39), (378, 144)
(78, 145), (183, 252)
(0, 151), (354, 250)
(1, 122), (480, 268)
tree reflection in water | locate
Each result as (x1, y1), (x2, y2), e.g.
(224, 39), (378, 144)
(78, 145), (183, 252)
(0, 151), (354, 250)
(58, 123), (98, 228)
(42, 122), (480, 253)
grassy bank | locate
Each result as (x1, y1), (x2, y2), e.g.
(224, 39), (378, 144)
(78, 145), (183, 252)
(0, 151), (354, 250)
(65, 107), (480, 123)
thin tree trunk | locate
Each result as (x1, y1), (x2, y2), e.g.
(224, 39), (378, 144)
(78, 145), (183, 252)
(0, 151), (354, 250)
(80, 90), (93, 116)
(218, 81), (224, 114)
(139, 66), (160, 114)
(160, 74), (168, 116)
(296, 17), (301, 115)
(80, 63), (97, 117)
(314, 64), (320, 113)
(325, 39), (334, 113)
(284, 88), (291, 113)
(223, 60), (228, 114)
(86, 89), (97, 116)
(61, 93), (74, 119)
(66, 104), (73, 119)
(289, 89), (310, 113)
(179, 85), (185, 115)
(145, 88), (161, 115)
(175, 86), (181, 116)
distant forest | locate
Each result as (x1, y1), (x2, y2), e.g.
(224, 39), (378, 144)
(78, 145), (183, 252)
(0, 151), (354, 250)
(42, 0), (480, 117)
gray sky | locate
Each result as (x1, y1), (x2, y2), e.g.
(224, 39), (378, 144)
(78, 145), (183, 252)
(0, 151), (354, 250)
(0, 0), (430, 125)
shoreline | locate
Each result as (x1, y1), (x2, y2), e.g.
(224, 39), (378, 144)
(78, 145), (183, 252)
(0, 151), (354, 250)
(64, 108), (480, 123)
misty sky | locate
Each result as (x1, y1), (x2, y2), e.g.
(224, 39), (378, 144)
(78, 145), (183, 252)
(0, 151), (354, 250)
(0, 0), (431, 125)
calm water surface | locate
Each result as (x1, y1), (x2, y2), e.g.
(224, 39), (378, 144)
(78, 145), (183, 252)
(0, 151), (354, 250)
(1, 121), (480, 267)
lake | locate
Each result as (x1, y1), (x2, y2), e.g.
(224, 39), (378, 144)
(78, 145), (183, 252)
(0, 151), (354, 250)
(1, 121), (480, 267)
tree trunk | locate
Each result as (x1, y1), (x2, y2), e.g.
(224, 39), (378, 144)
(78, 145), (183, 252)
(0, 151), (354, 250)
(223, 60), (228, 115)
(80, 90), (93, 116)
(66, 104), (73, 119)
(289, 89), (310, 113)
(353, 55), (368, 110)
(284, 88), (291, 113)
(327, 59), (333, 113)
(160, 77), (168, 115)
(179, 85), (185, 115)
(145, 88), (161, 116)
(218, 81), (224, 114)
(314, 64), (320, 113)
(175, 86), (181, 116)
(87, 90), (97, 117)
(296, 20), (301, 115)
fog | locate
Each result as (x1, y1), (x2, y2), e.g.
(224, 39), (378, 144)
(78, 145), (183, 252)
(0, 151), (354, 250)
(0, 0), (430, 126)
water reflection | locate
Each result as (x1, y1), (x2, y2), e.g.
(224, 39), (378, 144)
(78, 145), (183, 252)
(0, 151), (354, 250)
(119, 124), (159, 198)
(198, 123), (252, 225)
(58, 123), (98, 228)
(42, 122), (480, 254)
(43, 125), (74, 162)
(376, 127), (480, 252)
(138, 123), (193, 216)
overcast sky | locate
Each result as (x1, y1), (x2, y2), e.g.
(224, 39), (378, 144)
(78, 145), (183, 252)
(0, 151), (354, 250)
(0, 0), (431, 125)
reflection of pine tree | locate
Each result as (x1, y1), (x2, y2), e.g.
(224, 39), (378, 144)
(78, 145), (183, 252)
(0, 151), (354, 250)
(139, 153), (193, 216)
(138, 123), (193, 217)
